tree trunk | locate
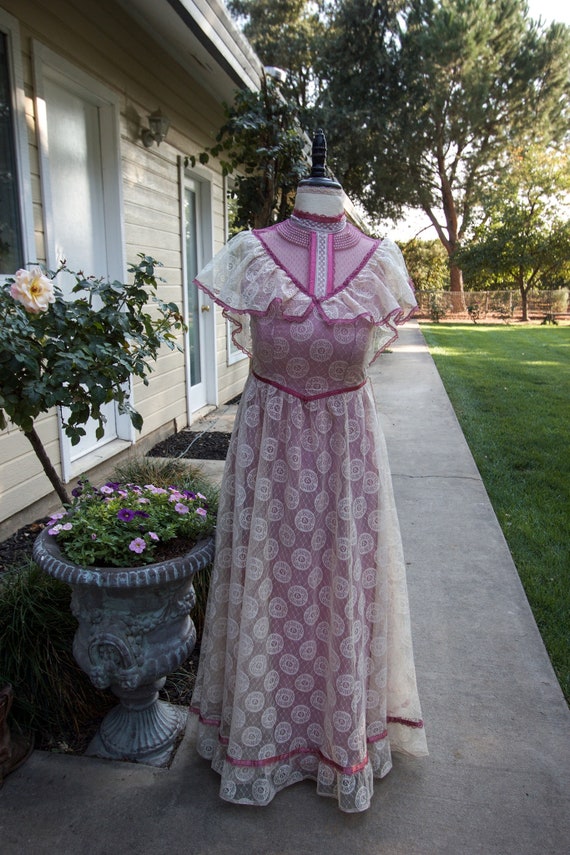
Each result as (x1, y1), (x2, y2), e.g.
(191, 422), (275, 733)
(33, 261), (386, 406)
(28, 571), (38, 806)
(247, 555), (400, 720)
(449, 264), (466, 312)
(24, 427), (70, 506)
(520, 287), (529, 322)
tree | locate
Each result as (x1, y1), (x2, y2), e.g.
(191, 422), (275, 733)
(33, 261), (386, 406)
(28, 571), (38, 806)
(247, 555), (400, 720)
(188, 75), (308, 230)
(227, 0), (326, 119)
(318, 0), (570, 297)
(454, 146), (570, 320)
(400, 239), (449, 291)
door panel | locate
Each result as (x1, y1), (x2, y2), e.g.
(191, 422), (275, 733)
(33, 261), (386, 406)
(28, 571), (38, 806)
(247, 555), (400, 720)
(185, 180), (209, 412)
(41, 68), (120, 463)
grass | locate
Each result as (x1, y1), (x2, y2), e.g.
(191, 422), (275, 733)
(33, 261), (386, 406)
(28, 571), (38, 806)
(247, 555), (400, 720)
(420, 323), (570, 701)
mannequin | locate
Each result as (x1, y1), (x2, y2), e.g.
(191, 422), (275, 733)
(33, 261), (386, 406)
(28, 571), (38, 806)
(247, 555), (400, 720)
(189, 131), (427, 813)
(291, 129), (346, 222)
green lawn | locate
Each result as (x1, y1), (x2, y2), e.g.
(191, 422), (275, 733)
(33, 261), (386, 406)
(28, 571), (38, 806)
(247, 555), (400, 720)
(420, 323), (570, 701)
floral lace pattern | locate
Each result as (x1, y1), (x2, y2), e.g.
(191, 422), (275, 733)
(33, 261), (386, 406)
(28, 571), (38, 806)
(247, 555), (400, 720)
(190, 221), (426, 812)
(194, 225), (416, 364)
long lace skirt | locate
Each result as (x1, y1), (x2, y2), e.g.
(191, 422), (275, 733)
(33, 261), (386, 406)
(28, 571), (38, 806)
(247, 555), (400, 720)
(190, 375), (427, 812)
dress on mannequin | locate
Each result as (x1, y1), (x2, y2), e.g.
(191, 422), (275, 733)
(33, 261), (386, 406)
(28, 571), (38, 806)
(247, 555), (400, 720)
(190, 137), (427, 812)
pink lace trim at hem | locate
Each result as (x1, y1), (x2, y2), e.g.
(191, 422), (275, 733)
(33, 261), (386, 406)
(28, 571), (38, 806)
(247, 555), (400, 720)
(189, 707), (382, 775)
(387, 715), (425, 729)
(251, 370), (367, 402)
(189, 707), (424, 774)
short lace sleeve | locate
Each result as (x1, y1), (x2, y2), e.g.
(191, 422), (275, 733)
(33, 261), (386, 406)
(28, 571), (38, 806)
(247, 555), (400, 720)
(194, 230), (311, 358)
(365, 238), (417, 362)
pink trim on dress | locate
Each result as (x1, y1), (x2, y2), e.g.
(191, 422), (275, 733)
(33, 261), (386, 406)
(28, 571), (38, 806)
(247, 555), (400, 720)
(387, 715), (425, 729)
(252, 228), (382, 305)
(252, 369), (367, 402)
(190, 706), (424, 776)
(327, 233), (334, 298)
(292, 207), (345, 224)
(308, 231), (317, 297)
(193, 277), (417, 364)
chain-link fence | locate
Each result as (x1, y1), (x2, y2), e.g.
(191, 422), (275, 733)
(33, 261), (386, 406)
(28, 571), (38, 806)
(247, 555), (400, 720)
(415, 289), (569, 322)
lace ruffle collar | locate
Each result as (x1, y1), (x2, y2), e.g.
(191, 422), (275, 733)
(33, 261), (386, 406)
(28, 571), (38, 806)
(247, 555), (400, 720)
(270, 217), (363, 250)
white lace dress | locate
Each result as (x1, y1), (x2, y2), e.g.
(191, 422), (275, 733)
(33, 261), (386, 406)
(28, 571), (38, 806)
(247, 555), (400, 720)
(190, 216), (427, 812)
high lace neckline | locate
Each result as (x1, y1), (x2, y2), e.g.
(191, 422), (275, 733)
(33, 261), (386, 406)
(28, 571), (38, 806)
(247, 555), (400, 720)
(274, 216), (363, 250)
(290, 212), (347, 233)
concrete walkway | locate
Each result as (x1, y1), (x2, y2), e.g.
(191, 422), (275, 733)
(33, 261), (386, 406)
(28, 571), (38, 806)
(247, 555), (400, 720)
(1, 323), (568, 854)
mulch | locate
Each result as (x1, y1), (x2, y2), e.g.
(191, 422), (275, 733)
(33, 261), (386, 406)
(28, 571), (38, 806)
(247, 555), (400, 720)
(0, 519), (47, 573)
(147, 430), (232, 461)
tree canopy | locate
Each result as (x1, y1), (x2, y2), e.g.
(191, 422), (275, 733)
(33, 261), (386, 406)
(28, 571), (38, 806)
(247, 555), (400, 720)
(320, 0), (570, 292)
(229, 0), (570, 292)
(187, 76), (308, 230)
(454, 145), (570, 319)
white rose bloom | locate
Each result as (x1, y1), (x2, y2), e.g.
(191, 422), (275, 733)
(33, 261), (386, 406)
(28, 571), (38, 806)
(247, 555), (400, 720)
(10, 266), (55, 313)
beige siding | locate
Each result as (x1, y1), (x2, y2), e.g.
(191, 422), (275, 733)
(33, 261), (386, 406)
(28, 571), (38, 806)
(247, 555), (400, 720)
(0, 0), (252, 530)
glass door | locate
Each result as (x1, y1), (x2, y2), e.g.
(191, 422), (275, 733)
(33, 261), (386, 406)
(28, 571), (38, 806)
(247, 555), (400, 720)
(184, 179), (209, 412)
(43, 72), (118, 459)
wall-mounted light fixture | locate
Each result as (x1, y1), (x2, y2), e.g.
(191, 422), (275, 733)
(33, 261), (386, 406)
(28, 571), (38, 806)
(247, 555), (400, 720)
(141, 109), (170, 148)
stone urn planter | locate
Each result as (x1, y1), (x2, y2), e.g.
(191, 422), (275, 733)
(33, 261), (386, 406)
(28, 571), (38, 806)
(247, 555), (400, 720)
(33, 529), (214, 767)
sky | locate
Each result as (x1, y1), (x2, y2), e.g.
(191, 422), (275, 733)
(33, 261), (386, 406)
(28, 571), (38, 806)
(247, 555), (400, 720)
(525, 0), (570, 25)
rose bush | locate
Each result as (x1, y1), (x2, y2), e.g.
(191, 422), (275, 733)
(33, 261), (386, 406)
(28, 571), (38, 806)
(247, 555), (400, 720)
(0, 255), (185, 505)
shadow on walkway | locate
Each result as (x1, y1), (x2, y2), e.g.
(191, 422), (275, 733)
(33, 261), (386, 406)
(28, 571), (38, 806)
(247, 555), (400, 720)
(1, 323), (568, 855)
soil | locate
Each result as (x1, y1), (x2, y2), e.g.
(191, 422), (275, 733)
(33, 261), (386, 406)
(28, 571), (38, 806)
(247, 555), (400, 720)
(148, 430), (232, 461)
(0, 519), (47, 573)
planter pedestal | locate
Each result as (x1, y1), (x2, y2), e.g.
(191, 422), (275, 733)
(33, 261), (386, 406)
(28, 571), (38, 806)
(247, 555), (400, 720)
(33, 530), (214, 767)
(87, 678), (188, 766)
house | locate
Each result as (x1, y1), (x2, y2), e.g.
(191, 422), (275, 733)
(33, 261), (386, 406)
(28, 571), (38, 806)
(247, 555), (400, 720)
(0, 0), (263, 537)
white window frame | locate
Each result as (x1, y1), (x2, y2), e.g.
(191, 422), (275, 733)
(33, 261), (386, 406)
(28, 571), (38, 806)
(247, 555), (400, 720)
(0, 9), (35, 279)
(179, 157), (218, 421)
(32, 42), (131, 482)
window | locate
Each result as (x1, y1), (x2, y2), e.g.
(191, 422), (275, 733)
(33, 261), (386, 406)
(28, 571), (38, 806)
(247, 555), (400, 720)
(0, 11), (33, 276)
(0, 31), (22, 272)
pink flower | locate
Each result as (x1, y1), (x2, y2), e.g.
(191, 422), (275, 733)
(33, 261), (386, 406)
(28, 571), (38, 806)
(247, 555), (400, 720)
(195, 507), (207, 518)
(10, 266), (55, 314)
(174, 503), (189, 515)
(129, 537), (146, 554)
(149, 532), (159, 541)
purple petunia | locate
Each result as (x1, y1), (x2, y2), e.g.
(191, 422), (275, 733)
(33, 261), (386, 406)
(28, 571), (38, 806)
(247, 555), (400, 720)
(195, 507), (207, 518)
(174, 503), (189, 515)
(117, 508), (136, 522)
(129, 537), (146, 554)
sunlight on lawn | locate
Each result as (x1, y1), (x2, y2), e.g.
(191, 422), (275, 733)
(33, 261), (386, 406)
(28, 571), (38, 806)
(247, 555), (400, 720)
(420, 322), (570, 701)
